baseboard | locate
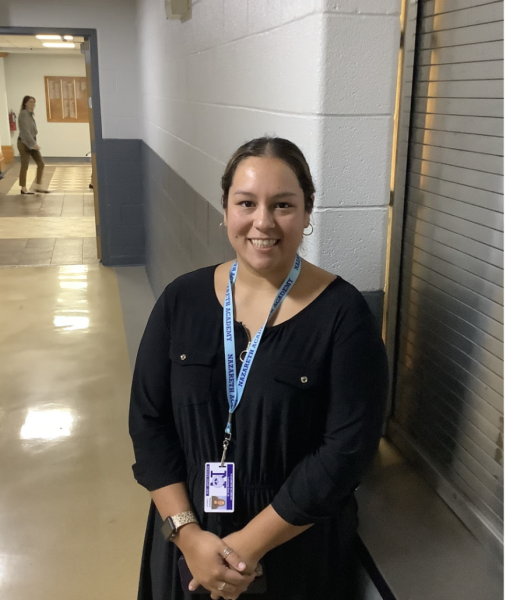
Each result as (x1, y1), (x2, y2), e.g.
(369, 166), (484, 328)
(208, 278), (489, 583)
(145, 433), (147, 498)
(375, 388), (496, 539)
(356, 536), (397, 600)
(43, 156), (92, 163)
(105, 256), (145, 267)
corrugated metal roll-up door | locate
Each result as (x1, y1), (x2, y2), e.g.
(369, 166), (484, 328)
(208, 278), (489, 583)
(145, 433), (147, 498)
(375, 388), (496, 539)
(389, 0), (504, 554)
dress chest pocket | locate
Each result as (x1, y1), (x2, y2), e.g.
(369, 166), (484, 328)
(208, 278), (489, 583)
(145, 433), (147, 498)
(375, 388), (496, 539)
(170, 348), (215, 405)
(272, 363), (322, 398)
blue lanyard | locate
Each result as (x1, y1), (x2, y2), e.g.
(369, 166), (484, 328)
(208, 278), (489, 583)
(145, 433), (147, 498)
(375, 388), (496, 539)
(222, 255), (301, 440)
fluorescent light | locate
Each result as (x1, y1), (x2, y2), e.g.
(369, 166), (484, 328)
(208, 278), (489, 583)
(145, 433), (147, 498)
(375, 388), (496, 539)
(36, 34), (62, 40)
(63, 35), (74, 41)
(42, 42), (76, 48)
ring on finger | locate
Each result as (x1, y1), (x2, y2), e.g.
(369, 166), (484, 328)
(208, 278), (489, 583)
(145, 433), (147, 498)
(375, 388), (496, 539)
(218, 582), (226, 591)
(222, 547), (233, 559)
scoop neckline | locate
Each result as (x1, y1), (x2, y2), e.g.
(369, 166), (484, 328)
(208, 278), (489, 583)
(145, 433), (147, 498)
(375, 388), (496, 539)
(211, 264), (342, 331)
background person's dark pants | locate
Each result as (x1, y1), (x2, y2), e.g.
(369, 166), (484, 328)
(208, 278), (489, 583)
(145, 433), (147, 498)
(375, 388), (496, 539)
(17, 139), (44, 188)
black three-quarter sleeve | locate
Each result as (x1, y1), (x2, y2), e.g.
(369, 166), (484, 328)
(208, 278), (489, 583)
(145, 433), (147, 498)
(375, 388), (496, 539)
(271, 302), (388, 526)
(129, 290), (187, 491)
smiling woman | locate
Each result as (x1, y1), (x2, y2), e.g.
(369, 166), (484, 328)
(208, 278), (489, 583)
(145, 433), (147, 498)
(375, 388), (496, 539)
(223, 156), (310, 280)
(129, 137), (389, 600)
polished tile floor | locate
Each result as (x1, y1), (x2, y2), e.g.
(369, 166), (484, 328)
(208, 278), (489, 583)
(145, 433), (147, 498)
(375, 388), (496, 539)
(0, 264), (148, 599)
(0, 161), (98, 266)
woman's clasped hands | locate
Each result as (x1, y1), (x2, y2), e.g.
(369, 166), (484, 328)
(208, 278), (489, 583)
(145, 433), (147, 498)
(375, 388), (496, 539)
(178, 527), (259, 599)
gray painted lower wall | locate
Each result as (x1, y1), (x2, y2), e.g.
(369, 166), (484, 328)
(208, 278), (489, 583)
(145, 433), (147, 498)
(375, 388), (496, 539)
(141, 140), (234, 298)
(140, 141), (384, 323)
(100, 139), (144, 266)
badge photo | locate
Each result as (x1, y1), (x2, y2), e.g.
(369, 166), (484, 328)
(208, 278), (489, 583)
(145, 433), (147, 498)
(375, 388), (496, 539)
(204, 462), (235, 513)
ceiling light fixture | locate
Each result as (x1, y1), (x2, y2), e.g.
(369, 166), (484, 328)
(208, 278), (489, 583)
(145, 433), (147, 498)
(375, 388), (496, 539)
(63, 35), (74, 41)
(42, 42), (76, 48)
(36, 35), (62, 40)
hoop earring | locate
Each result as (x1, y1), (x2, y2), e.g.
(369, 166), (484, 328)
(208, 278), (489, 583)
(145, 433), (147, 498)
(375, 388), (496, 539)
(303, 223), (313, 236)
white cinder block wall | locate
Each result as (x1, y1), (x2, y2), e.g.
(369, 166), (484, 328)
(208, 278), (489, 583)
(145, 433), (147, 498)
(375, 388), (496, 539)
(136, 0), (401, 291)
(3, 0), (141, 141)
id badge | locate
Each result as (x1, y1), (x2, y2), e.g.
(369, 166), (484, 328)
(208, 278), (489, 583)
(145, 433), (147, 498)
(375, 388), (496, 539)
(204, 462), (235, 513)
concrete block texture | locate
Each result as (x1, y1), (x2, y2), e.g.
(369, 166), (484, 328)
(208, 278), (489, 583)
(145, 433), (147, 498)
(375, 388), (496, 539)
(315, 116), (394, 207)
(322, 14), (400, 115)
(318, 0), (401, 14)
(192, 104), (319, 165)
(188, 15), (325, 114)
(223, 0), (249, 42)
(247, 0), (284, 36)
(306, 208), (389, 291)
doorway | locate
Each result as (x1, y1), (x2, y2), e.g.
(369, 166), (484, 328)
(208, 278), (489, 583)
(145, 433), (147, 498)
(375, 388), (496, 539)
(0, 28), (103, 267)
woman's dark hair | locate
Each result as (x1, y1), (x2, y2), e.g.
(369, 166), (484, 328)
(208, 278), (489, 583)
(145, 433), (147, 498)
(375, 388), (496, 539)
(221, 137), (315, 213)
(20, 96), (35, 112)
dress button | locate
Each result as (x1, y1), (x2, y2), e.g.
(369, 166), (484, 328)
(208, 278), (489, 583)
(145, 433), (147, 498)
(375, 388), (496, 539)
(301, 376), (308, 384)
(180, 354), (187, 361)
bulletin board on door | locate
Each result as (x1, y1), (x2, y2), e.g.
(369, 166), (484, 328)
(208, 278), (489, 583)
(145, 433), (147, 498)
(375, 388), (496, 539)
(44, 76), (89, 123)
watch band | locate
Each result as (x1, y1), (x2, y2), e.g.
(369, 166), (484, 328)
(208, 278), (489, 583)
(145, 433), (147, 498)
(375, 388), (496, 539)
(161, 510), (198, 542)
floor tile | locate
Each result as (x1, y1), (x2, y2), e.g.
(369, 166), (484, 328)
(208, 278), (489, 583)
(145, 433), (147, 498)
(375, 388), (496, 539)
(37, 208), (61, 218)
(26, 238), (56, 249)
(0, 239), (27, 251)
(18, 253), (53, 265)
(0, 217), (96, 238)
(51, 249), (83, 260)
(0, 252), (21, 265)
(61, 205), (84, 217)
(51, 256), (83, 265)
(83, 237), (97, 249)
(41, 193), (65, 201)
(54, 237), (83, 248)
(40, 198), (64, 209)
(0, 205), (41, 217)
(0, 165), (98, 269)
(84, 247), (98, 260)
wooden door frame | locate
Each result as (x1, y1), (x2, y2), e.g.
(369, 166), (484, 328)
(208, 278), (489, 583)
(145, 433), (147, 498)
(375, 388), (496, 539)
(0, 26), (109, 263)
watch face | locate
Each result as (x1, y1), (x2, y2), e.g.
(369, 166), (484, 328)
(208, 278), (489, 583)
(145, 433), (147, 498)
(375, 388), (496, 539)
(161, 516), (176, 541)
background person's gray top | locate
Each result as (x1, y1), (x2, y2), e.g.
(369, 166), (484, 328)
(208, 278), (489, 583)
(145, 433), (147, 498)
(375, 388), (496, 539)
(18, 108), (38, 150)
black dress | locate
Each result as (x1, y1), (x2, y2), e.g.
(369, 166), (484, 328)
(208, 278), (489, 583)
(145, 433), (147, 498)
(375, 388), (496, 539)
(129, 265), (388, 600)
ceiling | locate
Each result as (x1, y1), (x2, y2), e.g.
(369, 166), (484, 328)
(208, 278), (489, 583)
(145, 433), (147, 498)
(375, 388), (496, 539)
(0, 35), (84, 55)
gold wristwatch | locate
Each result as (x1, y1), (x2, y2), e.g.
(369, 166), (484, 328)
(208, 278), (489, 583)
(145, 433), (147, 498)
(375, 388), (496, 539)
(161, 511), (198, 542)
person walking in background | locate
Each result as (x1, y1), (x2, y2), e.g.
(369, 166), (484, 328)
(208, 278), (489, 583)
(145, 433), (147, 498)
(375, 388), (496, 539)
(17, 96), (49, 195)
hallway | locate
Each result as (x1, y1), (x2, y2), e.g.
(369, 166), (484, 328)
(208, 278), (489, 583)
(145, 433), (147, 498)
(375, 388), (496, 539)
(0, 262), (151, 599)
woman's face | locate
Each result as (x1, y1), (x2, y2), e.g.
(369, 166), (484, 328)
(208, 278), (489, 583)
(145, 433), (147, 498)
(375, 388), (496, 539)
(26, 98), (36, 111)
(224, 157), (310, 277)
